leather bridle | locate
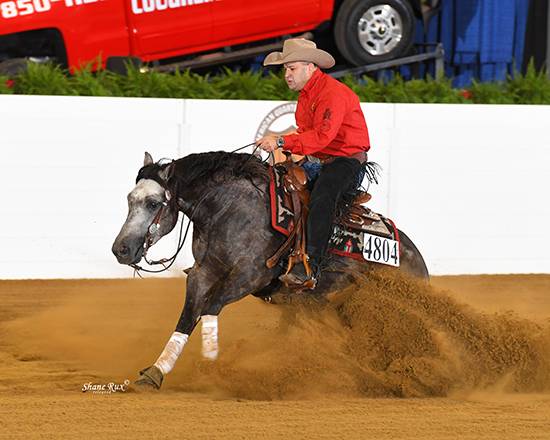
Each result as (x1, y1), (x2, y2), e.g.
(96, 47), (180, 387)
(130, 142), (263, 276)
(131, 186), (191, 275)
(142, 199), (169, 263)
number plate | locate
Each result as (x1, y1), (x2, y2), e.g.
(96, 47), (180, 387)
(362, 233), (400, 267)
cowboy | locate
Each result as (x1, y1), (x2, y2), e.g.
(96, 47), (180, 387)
(256, 38), (371, 288)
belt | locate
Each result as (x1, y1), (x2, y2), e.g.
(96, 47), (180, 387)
(307, 151), (368, 165)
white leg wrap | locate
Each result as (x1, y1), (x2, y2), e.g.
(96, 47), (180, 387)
(153, 331), (188, 375)
(201, 315), (219, 361)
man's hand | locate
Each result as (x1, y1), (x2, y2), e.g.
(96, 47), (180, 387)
(256, 135), (278, 153)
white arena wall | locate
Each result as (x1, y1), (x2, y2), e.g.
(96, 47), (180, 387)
(1, 95), (549, 279)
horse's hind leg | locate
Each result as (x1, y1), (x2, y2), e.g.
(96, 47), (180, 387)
(398, 229), (429, 279)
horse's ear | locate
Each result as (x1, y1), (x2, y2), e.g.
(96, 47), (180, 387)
(144, 152), (154, 166)
(158, 162), (174, 182)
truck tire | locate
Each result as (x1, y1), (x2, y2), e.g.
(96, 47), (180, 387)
(334, 0), (416, 66)
(0, 58), (29, 76)
(106, 56), (143, 75)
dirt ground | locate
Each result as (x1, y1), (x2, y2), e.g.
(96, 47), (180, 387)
(0, 273), (549, 439)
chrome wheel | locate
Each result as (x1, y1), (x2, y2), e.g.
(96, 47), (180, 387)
(357, 4), (404, 56)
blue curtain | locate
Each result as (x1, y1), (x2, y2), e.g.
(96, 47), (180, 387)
(419, 0), (530, 86)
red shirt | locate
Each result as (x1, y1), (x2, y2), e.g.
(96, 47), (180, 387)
(283, 69), (370, 158)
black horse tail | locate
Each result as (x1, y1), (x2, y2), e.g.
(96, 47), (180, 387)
(363, 161), (381, 185)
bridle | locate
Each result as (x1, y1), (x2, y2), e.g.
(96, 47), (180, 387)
(142, 193), (172, 264)
(131, 185), (192, 275)
(130, 142), (266, 277)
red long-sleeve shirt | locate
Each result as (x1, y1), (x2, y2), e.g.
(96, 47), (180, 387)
(283, 68), (370, 158)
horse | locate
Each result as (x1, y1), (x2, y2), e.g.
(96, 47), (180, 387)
(112, 151), (428, 389)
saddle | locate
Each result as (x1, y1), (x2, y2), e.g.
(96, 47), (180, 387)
(266, 157), (378, 288)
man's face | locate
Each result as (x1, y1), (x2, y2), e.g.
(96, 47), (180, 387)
(284, 62), (316, 91)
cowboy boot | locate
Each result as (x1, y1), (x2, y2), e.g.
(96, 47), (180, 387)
(279, 257), (320, 290)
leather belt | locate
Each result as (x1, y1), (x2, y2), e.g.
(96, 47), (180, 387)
(307, 151), (368, 165)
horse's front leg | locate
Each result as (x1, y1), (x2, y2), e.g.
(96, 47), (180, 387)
(200, 314), (219, 360)
(135, 267), (215, 389)
(195, 259), (277, 361)
(136, 259), (275, 389)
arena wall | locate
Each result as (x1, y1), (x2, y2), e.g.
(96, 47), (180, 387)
(1, 95), (549, 279)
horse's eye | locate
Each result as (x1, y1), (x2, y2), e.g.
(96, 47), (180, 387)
(147, 201), (159, 211)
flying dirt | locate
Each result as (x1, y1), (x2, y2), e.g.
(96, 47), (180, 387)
(0, 273), (549, 439)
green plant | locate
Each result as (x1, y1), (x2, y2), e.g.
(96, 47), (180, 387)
(506, 60), (550, 105)
(72, 65), (119, 97)
(469, 80), (513, 104)
(12, 62), (74, 95)
(0, 76), (15, 94)
(3, 60), (550, 105)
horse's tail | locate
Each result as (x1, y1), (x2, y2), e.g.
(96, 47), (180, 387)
(363, 161), (381, 185)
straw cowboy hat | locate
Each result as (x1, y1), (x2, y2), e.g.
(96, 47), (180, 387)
(263, 38), (335, 69)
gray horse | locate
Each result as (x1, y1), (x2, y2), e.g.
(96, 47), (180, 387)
(112, 151), (428, 389)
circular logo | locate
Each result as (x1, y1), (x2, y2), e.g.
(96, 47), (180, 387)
(255, 102), (297, 140)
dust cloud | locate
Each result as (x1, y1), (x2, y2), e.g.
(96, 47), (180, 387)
(2, 273), (549, 400)
(170, 270), (550, 399)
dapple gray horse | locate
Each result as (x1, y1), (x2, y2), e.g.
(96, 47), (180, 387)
(112, 152), (428, 389)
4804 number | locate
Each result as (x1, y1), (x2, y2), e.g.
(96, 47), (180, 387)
(362, 233), (400, 267)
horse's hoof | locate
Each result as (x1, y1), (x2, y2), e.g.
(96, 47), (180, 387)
(135, 365), (163, 389)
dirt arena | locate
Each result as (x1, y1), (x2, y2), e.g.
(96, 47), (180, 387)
(1, 273), (549, 439)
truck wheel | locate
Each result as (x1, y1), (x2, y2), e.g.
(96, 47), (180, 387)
(0, 57), (58, 76)
(106, 56), (143, 75)
(334, 0), (416, 66)
(0, 58), (29, 76)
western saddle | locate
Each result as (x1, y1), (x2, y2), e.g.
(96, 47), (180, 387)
(266, 156), (373, 289)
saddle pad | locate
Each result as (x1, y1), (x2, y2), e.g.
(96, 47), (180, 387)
(346, 209), (393, 237)
(269, 166), (293, 236)
(268, 165), (401, 266)
(328, 217), (400, 267)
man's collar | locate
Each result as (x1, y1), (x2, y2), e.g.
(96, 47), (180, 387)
(300, 68), (323, 96)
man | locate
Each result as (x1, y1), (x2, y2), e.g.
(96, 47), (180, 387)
(257, 38), (370, 288)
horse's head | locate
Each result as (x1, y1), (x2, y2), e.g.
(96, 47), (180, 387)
(112, 152), (179, 265)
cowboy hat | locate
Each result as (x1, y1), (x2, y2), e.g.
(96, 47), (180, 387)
(263, 38), (335, 69)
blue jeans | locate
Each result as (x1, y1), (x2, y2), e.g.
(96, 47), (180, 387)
(302, 160), (365, 188)
(301, 161), (322, 183)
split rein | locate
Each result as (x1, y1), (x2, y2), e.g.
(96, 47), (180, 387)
(131, 142), (269, 277)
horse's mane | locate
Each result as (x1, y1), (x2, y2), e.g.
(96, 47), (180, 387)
(176, 151), (268, 186)
(136, 151), (269, 190)
(136, 151), (379, 197)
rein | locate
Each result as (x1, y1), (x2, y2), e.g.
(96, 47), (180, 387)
(131, 142), (267, 277)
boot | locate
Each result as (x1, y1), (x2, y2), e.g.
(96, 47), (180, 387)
(279, 257), (320, 290)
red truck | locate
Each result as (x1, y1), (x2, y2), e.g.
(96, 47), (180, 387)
(0, 0), (441, 73)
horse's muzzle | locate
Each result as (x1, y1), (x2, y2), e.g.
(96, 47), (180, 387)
(112, 241), (143, 265)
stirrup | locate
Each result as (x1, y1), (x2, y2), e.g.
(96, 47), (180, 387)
(279, 271), (317, 290)
(279, 258), (318, 290)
